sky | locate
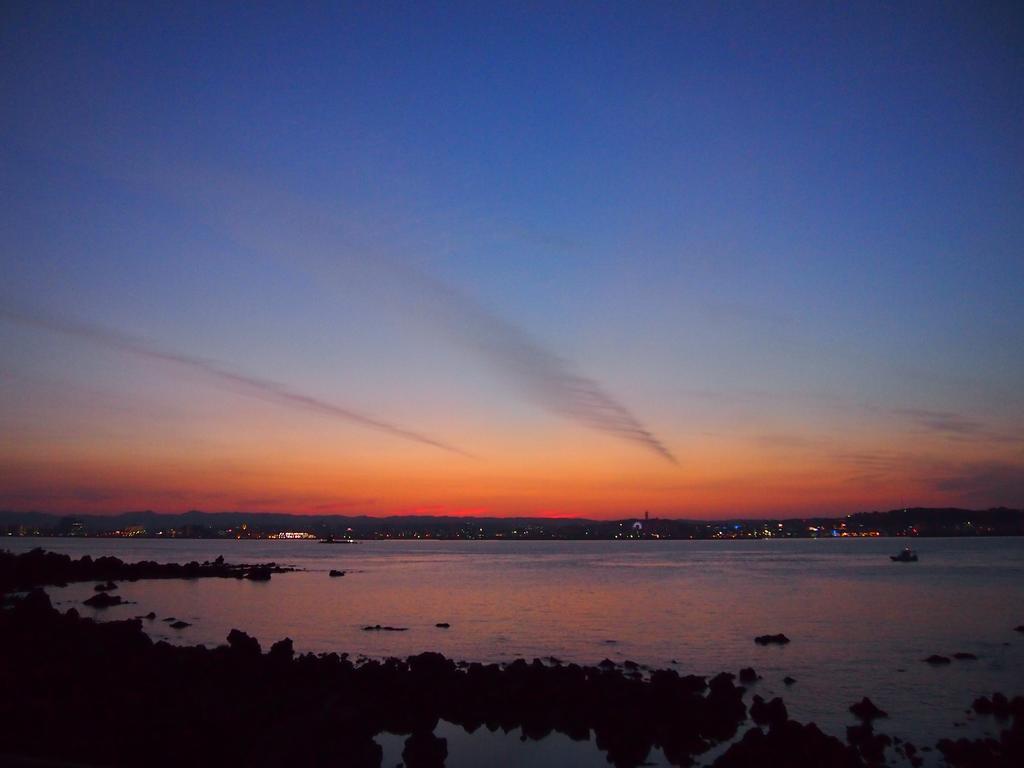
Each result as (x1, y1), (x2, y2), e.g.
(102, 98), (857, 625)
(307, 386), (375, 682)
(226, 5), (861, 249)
(1, 1), (1022, 518)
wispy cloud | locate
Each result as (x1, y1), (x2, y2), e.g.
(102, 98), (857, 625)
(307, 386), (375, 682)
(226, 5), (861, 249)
(927, 461), (1024, 500)
(894, 408), (985, 436)
(113, 161), (678, 464)
(894, 407), (1024, 445)
(403, 272), (677, 463)
(209, 182), (679, 462)
(0, 307), (471, 457)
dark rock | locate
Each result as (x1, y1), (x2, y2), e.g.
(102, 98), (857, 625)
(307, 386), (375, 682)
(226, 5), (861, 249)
(0, 547), (296, 594)
(1015, 625), (1024, 633)
(738, 667), (759, 683)
(83, 592), (122, 608)
(754, 633), (790, 645)
(989, 692), (1012, 718)
(170, 620), (191, 629)
(0, 567), (771, 768)
(362, 624), (408, 632)
(924, 654), (951, 665)
(402, 731), (447, 768)
(714, 720), (860, 767)
(226, 628), (261, 656)
(846, 721), (891, 764)
(783, 676), (797, 686)
(245, 566), (272, 581)
(269, 637), (294, 662)
(329, 569), (345, 577)
(94, 581), (117, 591)
(143, 611), (156, 620)
(749, 695), (788, 728)
(435, 622), (450, 628)
(850, 697), (888, 722)
(970, 696), (995, 716)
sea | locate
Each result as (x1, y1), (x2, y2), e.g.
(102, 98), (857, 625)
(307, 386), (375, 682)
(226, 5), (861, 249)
(5, 536), (1023, 767)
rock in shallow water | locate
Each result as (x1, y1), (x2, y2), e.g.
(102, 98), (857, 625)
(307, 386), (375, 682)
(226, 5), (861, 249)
(83, 592), (122, 608)
(754, 633), (790, 645)
(402, 730), (447, 768)
(738, 667), (759, 683)
(850, 697), (888, 722)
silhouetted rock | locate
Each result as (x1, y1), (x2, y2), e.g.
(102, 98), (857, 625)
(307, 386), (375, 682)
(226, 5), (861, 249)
(402, 731), (447, 768)
(847, 721), (891, 764)
(754, 633), (790, 645)
(1015, 624), (1024, 633)
(143, 611), (156, 620)
(938, 692), (1024, 767)
(0, 582), (812, 768)
(989, 693), (1013, 718)
(783, 676), (797, 685)
(924, 654), (951, 665)
(227, 628), (261, 655)
(0, 548), (295, 593)
(714, 720), (861, 767)
(750, 695), (787, 728)
(435, 622), (450, 628)
(738, 667), (759, 683)
(329, 569), (345, 577)
(170, 620), (191, 629)
(269, 637), (294, 662)
(850, 697), (888, 722)
(83, 592), (122, 608)
(362, 624), (409, 632)
(973, 695), (995, 715)
(245, 566), (272, 581)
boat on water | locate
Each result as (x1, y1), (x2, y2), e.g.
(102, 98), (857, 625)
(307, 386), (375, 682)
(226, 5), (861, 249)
(890, 546), (918, 562)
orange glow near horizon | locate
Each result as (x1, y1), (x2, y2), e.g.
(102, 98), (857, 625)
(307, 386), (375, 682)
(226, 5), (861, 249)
(1, 407), (1012, 517)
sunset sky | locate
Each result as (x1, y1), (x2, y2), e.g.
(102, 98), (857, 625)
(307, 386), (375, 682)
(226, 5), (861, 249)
(2, 2), (1022, 518)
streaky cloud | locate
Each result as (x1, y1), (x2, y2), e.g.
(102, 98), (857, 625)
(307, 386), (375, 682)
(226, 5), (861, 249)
(893, 407), (985, 436)
(405, 272), (678, 464)
(0, 306), (471, 457)
(70, 156), (676, 463)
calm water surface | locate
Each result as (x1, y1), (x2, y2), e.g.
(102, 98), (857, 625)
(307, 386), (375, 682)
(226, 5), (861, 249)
(7, 537), (1023, 766)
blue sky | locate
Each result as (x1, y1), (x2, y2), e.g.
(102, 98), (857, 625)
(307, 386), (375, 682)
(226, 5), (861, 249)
(2, 2), (1022, 515)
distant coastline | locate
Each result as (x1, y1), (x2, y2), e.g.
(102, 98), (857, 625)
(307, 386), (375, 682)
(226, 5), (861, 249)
(2, 507), (1021, 541)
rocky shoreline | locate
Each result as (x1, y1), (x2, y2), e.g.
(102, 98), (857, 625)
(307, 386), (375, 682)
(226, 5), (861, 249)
(1, 549), (1021, 767)
(0, 547), (297, 593)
